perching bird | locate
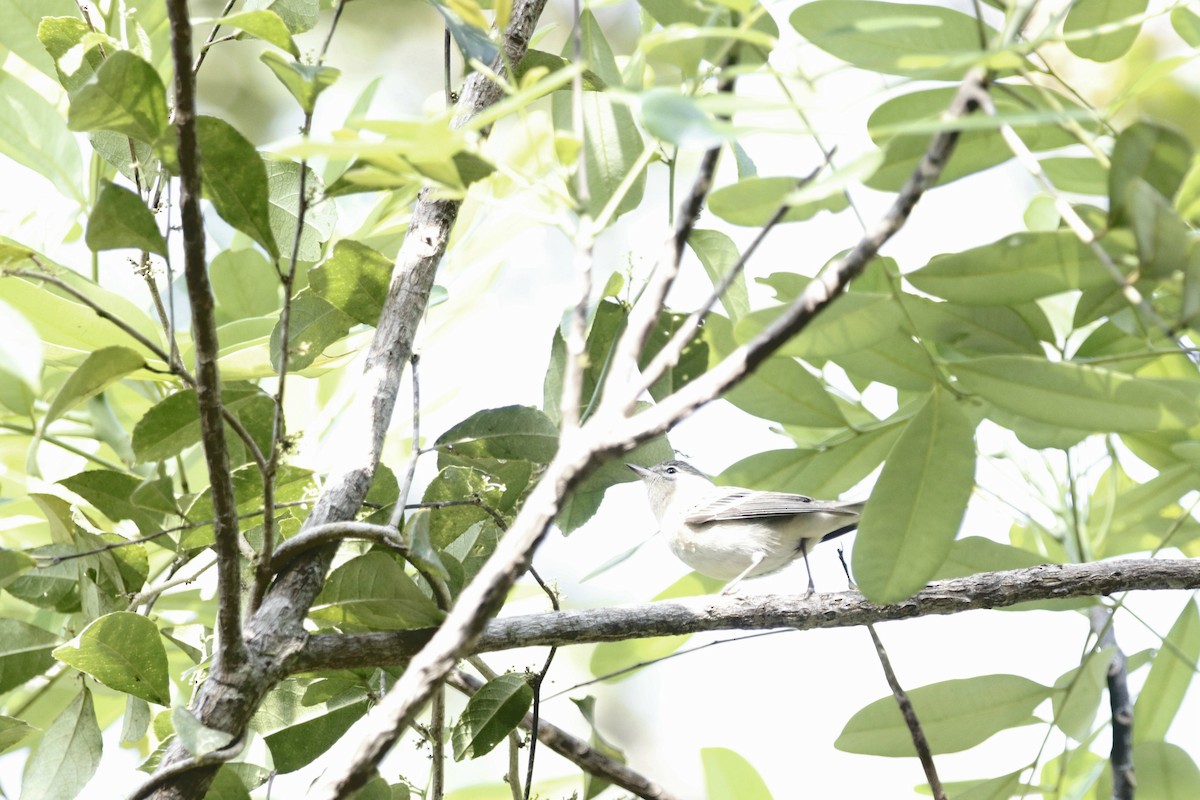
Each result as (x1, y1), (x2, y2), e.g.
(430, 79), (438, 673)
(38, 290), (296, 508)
(628, 460), (865, 595)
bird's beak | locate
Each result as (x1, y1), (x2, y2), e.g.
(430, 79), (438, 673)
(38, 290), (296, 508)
(627, 463), (654, 479)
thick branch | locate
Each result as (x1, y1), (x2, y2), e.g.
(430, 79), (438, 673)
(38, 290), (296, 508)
(295, 559), (1200, 670)
(165, 0), (246, 672)
(447, 671), (681, 800)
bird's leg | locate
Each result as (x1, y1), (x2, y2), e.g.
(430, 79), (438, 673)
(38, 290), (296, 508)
(801, 539), (816, 596)
(721, 552), (766, 596)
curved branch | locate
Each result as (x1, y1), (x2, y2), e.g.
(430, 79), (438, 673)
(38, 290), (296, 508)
(294, 559), (1200, 670)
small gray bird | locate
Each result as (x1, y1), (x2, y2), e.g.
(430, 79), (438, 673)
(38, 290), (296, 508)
(628, 460), (865, 595)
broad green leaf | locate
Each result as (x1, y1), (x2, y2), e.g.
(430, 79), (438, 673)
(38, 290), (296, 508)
(67, 51), (167, 143)
(266, 159), (336, 262)
(132, 383), (273, 463)
(1131, 741), (1200, 798)
(172, 706), (236, 758)
(589, 572), (725, 679)
(181, 464), (313, 549)
(639, 89), (731, 148)
(422, 466), (507, 548)
(0, 618), (58, 693)
(953, 356), (1199, 432)
(211, 248), (281, 324)
(0, 298), (42, 411)
(53, 611), (170, 704)
(252, 0), (319, 33)
(59, 470), (163, 533)
(432, 0), (497, 65)
(451, 673), (533, 761)
(44, 345), (144, 426)
(0, 0), (80, 78)
(197, 116), (279, 259)
(908, 231), (1114, 304)
(38, 16), (108, 90)
(905, 296), (1046, 355)
(836, 674), (1049, 756)
(937, 771), (1024, 800)
(1135, 600), (1200, 742)
(724, 424), (904, 499)
(724, 357), (845, 427)
(435, 406), (559, 463)
(219, 10), (299, 56)
(854, 389), (976, 603)
(708, 176), (847, 226)
(0, 70), (84, 203)
(1128, 179), (1190, 277)
(0, 549), (36, 588)
(260, 51), (340, 114)
(5, 545), (80, 611)
(309, 239), (392, 326)
(835, 335), (938, 391)
(21, 687), (102, 800)
(513, 49), (606, 91)
(702, 747), (774, 800)
(1064, 0), (1148, 62)
(310, 552), (445, 630)
(543, 298), (626, 424)
(89, 129), (159, 186)
(551, 11), (645, 222)
(867, 86), (1083, 191)
(688, 229), (750, 321)
(639, 310), (709, 401)
(791, 0), (1004, 79)
(264, 698), (369, 773)
(1110, 121), (1192, 225)
(736, 293), (904, 357)
(85, 180), (167, 256)
(1053, 648), (1116, 741)
(572, 696), (626, 799)
(1173, 6), (1200, 45)
(0, 715), (35, 755)
(1042, 156), (1108, 195)
(269, 289), (355, 372)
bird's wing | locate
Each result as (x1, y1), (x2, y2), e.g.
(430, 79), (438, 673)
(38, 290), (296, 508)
(684, 490), (861, 524)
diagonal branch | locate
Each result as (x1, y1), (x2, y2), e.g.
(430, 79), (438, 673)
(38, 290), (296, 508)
(165, 0), (246, 672)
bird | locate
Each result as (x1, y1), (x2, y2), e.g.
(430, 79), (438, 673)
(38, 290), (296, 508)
(627, 460), (865, 595)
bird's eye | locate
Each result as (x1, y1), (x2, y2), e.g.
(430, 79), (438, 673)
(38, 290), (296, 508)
(664, 466), (677, 475)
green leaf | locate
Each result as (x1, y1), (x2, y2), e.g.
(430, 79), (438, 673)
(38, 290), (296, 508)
(451, 673), (533, 760)
(1131, 741), (1200, 798)
(260, 50), (340, 114)
(724, 357), (845, 427)
(1110, 121), (1193, 225)
(551, 10), (645, 222)
(197, 116), (279, 259)
(1135, 600), (1200, 742)
(309, 239), (392, 326)
(513, 49), (606, 90)
(257, 0), (319, 33)
(571, 696), (626, 799)
(953, 356), (1199, 432)
(264, 699), (369, 773)
(0, 298), (43, 410)
(1052, 649), (1115, 741)
(835, 335), (938, 391)
(1173, 6), (1200, 45)
(44, 345), (144, 427)
(132, 383), (273, 464)
(0, 70), (84, 203)
(210, 248), (282, 324)
(53, 611), (170, 704)
(0, 0), (81, 78)
(269, 289), (355, 372)
(67, 51), (167, 143)
(432, 0), (497, 65)
(85, 180), (167, 256)
(1128, 179), (1191, 277)
(688, 229), (750, 321)
(908, 231), (1115, 304)
(702, 747), (774, 800)
(219, 10), (299, 56)
(638, 310), (709, 401)
(905, 296), (1046, 355)
(854, 389), (976, 603)
(790, 0), (1004, 79)
(38, 16), (107, 91)
(867, 86), (1082, 191)
(0, 548), (36, 588)
(266, 159), (336, 263)
(21, 687), (102, 800)
(836, 674), (1049, 756)
(422, 466), (507, 548)
(0, 618), (59, 693)
(736, 292), (904, 358)
(59, 470), (162, 532)
(310, 552), (445, 630)
(435, 406), (559, 463)
(172, 706), (236, 758)
(708, 176), (847, 226)
(1042, 156), (1108, 195)
(639, 89), (731, 148)
(1064, 0), (1148, 62)
(0, 715), (35, 755)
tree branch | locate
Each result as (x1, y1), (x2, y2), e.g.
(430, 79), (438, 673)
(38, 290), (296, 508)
(165, 0), (246, 673)
(294, 559), (1200, 670)
(1090, 607), (1134, 799)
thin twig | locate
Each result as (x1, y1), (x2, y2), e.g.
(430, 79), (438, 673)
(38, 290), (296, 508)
(165, 0), (247, 671)
(390, 354), (423, 530)
(0, 423), (127, 472)
(1089, 607), (1135, 798)
(524, 567), (559, 800)
(268, 520), (407, 567)
(191, 0), (239, 74)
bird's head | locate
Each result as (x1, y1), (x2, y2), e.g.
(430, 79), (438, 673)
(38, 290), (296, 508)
(627, 460), (714, 521)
